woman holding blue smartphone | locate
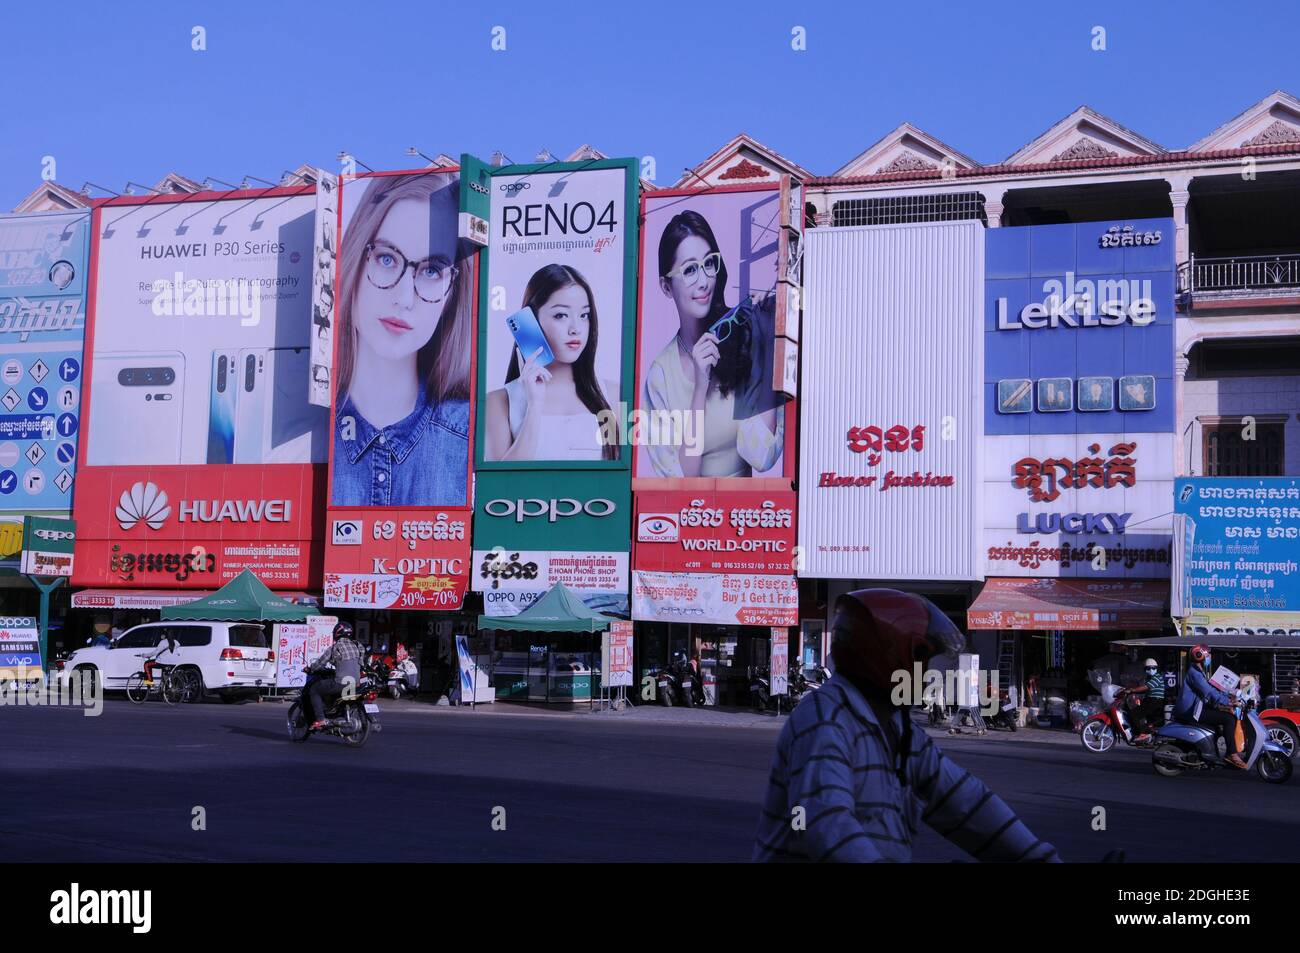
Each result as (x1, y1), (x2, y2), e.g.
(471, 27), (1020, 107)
(644, 210), (782, 477)
(484, 264), (618, 461)
(330, 172), (472, 506)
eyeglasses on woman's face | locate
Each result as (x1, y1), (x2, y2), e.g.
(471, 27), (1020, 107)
(365, 241), (457, 303)
(665, 251), (722, 287)
(707, 305), (748, 343)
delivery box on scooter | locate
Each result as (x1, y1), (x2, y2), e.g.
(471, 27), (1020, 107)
(1209, 665), (1239, 693)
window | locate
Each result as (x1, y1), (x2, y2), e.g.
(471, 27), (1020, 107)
(168, 626), (213, 647)
(831, 192), (985, 227)
(1203, 421), (1284, 476)
(113, 628), (163, 649)
(229, 625), (269, 649)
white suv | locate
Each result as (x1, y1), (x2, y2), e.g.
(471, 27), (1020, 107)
(61, 622), (276, 700)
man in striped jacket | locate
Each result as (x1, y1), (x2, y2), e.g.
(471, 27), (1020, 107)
(754, 589), (1060, 863)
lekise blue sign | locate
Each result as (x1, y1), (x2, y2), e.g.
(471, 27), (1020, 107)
(0, 211), (91, 513)
(984, 218), (1175, 435)
(1174, 477), (1300, 626)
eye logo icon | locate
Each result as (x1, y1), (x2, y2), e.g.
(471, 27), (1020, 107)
(115, 481), (170, 531)
(637, 514), (679, 543)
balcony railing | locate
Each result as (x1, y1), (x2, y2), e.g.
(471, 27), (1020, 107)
(1180, 253), (1300, 298)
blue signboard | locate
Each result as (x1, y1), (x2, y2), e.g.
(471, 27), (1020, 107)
(984, 218), (1176, 435)
(0, 210), (91, 514)
(0, 616), (41, 670)
(1174, 477), (1300, 624)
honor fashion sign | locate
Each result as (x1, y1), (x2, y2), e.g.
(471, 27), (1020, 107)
(797, 221), (984, 581)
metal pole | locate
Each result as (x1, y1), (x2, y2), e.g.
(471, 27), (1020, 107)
(27, 576), (65, 674)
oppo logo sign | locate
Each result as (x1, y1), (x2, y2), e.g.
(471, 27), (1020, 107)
(484, 498), (616, 523)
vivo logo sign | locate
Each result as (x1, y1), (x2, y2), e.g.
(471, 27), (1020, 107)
(179, 499), (292, 523)
(998, 273), (1155, 330)
(484, 498), (616, 523)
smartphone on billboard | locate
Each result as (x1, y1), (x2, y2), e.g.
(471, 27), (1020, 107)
(505, 307), (554, 367)
(88, 352), (185, 465)
(265, 346), (328, 463)
(207, 350), (237, 464)
(232, 348), (267, 464)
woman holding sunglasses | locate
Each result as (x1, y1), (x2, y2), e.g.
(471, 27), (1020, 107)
(645, 210), (782, 477)
(330, 172), (473, 507)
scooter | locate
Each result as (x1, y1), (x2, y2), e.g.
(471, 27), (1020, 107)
(1081, 686), (1154, 752)
(1151, 705), (1292, 783)
(387, 656), (419, 700)
(984, 691), (1019, 732)
(286, 668), (382, 747)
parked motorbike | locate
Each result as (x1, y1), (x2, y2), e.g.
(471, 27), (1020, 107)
(1081, 686), (1155, 752)
(984, 691), (1019, 732)
(386, 656), (419, 700)
(287, 668), (382, 747)
(1151, 705), (1292, 783)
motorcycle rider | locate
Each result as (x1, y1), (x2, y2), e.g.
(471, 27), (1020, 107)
(306, 622), (365, 730)
(1173, 643), (1245, 769)
(754, 589), (1060, 863)
(1130, 658), (1166, 743)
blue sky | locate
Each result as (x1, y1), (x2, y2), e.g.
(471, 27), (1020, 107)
(1, 0), (1297, 208)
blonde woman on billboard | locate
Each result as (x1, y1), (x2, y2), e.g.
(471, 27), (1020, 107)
(644, 210), (782, 477)
(484, 264), (618, 461)
(331, 173), (472, 506)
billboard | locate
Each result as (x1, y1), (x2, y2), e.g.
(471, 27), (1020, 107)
(472, 470), (630, 617)
(476, 159), (637, 466)
(983, 219), (1176, 578)
(635, 185), (789, 478)
(1174, 477), (1300, 631)
(797, 222), (984, 581)
(322, 170), (476, 611)
(0, 210), (91, 515)
(308, 171), (338, 408)
(74, 188), (327, 588)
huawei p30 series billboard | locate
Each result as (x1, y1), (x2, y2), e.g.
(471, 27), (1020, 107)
(73, 187), (330, 589)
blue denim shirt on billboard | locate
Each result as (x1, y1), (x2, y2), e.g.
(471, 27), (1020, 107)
(331, 393), (469, 507)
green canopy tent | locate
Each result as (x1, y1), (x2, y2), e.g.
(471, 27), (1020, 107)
(477, 582), (614, 633)
(160, 569), (312, 622)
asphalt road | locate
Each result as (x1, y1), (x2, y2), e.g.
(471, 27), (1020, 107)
(3, 699), (1296, 862)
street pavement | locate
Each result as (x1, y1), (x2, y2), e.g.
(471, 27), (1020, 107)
(3, 697), (1296, 862)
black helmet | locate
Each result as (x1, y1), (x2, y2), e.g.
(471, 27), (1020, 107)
(333, 621), (355, 640)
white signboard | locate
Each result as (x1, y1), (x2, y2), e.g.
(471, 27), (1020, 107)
(770, 627), (789, 695)
(472, 550), (629, 594)
(983, 433), (1174, 578)
(275, 623), (311, 688)
(602, 620), (633, 688)
(309, 171), (338, 408)
(631, 570), (797, 627)
(797, 222), (984, 580)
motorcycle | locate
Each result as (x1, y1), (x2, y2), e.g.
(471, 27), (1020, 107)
(984, 691), (1019, 732)
(1081, 686), (1155, 752)
(651, 664), (682, 707)
(387, 656), (419, 700)
(287, 667), (382, 747)
(1151, 704), (1292, 783)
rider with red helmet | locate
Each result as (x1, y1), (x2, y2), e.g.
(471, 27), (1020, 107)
(1172, 643), (1245, 769)
(753, 588), (1060, 863)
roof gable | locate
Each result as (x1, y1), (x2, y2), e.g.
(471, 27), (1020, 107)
(834, 123), (978, 177)
(1189, 90), (1300, 151)
(12, 181), (91, 214)
(1003, 106), (1165, 165)
(675, 133), (812, 188)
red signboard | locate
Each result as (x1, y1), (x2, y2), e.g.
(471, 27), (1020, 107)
(71, 465), (325, 589)
(633, 489), (796, 575)
(322, 508), (471, 610)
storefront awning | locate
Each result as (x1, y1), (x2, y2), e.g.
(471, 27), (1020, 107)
(1113, 633), (1300, 651)
(968, 578), (1169, 631)
(72, 586), (320, 611)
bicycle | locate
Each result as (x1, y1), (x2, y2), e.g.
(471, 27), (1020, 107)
(125, 655), (198, 705)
